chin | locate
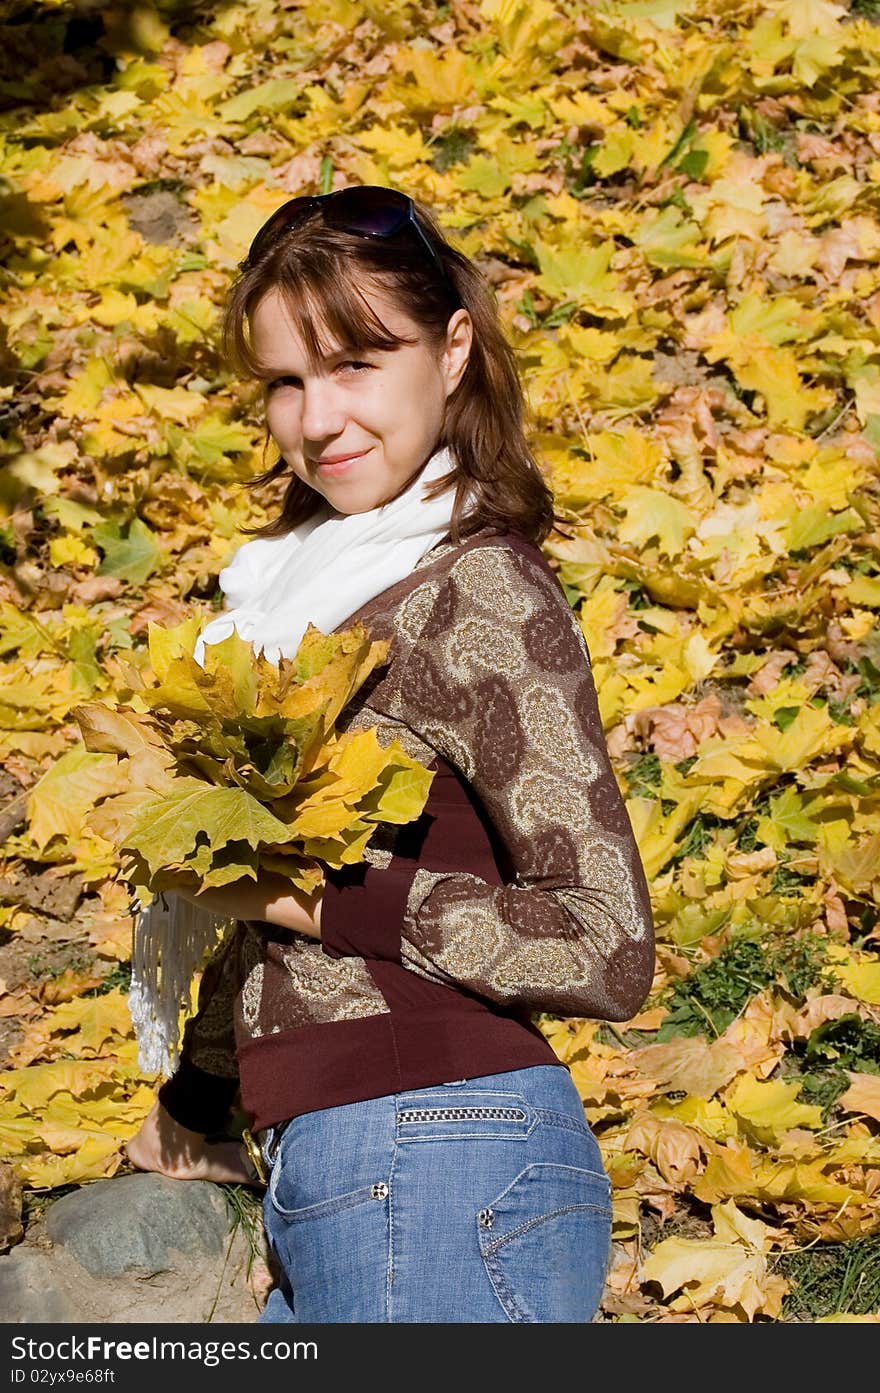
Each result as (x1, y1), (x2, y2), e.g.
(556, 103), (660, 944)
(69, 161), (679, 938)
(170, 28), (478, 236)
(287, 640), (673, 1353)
(329, 498), (379, 515)
(330, 487), (393, 514)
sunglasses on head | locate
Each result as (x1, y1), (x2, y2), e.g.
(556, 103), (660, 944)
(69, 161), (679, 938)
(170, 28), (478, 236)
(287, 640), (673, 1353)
(242, 185), (461, 306)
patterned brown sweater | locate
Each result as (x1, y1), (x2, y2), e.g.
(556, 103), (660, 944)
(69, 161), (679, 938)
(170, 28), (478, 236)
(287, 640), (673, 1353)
(158, 524), (655, 1135)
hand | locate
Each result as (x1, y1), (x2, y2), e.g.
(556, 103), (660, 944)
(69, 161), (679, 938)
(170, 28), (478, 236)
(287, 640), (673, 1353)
(125, 1100), (259, 1186)
(157, 868), (324, 940)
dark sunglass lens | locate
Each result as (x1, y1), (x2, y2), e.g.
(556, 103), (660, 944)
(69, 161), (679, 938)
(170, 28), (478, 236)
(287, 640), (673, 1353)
(323, 186), (410, 237)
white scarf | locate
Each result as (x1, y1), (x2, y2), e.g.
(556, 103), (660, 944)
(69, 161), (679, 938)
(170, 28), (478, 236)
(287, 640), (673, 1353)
(129, 443), (468, 1075)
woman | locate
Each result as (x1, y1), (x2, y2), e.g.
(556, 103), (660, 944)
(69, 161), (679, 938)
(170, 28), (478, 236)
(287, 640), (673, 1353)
(126, 185), (655, 1323)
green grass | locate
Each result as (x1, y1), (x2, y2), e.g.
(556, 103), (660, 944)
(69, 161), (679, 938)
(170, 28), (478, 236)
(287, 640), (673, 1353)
(777, 1234), (880, 1320)
(84, 961), (133, 996)
(657, 934), (836, 1041)
(428, 128), (477, 172)
(625, 752), (661, 800)
(219, 1182), (264, 1279)
(804, 1013), (880, 1073)
(206, 1182), (266, 1323)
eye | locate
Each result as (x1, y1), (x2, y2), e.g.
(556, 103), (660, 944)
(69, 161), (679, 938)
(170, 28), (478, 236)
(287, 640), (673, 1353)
(338, 360), (373, 374)
(266, 375), (300, 392)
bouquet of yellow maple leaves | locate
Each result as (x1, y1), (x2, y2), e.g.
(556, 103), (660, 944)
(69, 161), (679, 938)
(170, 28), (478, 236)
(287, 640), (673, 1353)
(72, 614), (435, 907)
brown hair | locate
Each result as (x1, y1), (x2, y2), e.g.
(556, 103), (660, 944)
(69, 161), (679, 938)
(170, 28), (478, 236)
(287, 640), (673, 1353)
(222, 190), (560, 546)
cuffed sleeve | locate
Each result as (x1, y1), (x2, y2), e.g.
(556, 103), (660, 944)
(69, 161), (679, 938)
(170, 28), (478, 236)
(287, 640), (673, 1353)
(157, 1054), (240, 1136)
(334, 542), (656, 1022)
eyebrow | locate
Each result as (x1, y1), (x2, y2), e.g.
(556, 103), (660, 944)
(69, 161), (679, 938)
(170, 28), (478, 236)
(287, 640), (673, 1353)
(255, 346), (380, 381)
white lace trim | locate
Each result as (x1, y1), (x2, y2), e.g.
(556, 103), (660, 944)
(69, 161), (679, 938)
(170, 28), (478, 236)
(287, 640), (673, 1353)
(128, 891), (235, 1076)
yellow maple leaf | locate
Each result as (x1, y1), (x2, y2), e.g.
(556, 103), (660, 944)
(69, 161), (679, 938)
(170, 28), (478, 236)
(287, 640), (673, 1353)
(134, 383), (205, 425)
(694, 1143), (863, 1206)
(642, 1231), (786, 1321)
(359, 125), (428, 169)
(751, 703), (852, 773)
(16, 1134), (121, 1189)
(624, 663), (692, 711)
(826, 946), (880, 1005)
(27, 747), (126, 852)
(653, 1097), (738, 1142)
(393, 46), (475, 109)
(548, 89), (612, 128)
(625, 787), (706, 880)
(726, 1074), (824, 1146)
(44, 990), (134, 1057)
(534, 240), (635, 316)
(48, 535), (99, 568)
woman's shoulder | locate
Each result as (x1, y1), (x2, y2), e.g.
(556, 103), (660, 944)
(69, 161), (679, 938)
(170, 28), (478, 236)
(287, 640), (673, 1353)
(394, 527), (581, 670)
(417, 523), (550, 577)
(342, 527), (564, 645)
(417, 525), (564, 606)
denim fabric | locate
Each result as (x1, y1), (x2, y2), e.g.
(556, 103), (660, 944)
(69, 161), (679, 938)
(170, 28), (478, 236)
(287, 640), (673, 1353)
(258, 1064), (611, 1324)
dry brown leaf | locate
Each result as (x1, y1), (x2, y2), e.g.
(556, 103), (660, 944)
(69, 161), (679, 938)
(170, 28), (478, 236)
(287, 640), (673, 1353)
(643, 1237), (788, 1320)
(784, 993), (876, 1040)
(630, 1034), (746, 1099)
(721, 994), (787, 1080)
(626, 1111), (705, 1184)
(839, 1072), (880, 1124)
(747, 650), (798, 695)
(0, 1163), (22, 1252)
(622, 1005), (669, 1030)
(0, 991), (41, 1020)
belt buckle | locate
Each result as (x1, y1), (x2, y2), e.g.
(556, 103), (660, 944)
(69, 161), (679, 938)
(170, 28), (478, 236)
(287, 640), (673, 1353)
(241, 1127), (269, 1185)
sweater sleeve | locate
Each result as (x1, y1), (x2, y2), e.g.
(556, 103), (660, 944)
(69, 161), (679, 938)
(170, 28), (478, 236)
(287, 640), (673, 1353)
(156, 920), (245, 1135)
(320, 543), (655, 1022)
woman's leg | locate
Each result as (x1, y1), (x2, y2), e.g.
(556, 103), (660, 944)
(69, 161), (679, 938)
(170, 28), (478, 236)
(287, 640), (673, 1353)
(259, 1093), (397, 1324)
(388, 1064), (611, 1322)
(258, 1063), (609, 1323)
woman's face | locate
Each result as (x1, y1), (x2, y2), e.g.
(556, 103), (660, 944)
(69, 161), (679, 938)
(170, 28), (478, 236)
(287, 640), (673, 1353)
(250, 281), (472, 514)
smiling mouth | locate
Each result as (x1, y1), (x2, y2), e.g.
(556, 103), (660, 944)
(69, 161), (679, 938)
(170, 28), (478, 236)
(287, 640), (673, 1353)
(314, 449), (370, 473)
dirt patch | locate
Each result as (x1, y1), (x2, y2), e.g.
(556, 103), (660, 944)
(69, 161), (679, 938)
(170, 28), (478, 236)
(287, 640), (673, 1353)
(121, 190), (197, 246)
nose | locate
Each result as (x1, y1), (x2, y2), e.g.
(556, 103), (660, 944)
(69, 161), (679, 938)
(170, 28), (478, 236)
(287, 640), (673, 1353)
(300, 376), (347, 443)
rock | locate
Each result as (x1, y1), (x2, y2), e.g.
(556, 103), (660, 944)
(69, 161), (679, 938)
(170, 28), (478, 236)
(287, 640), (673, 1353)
(0, 1161), (22, 1251)
(46, 1173), (229, 1278)
(0, 1176), (268, 1323)
(0, 1247), (75, 1322)
(0, 1172), (271, 1323)
(0, 1228), (264, 1324)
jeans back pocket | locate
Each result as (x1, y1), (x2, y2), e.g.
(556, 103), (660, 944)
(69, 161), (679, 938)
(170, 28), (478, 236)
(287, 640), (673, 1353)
(477, 1161), (612, 1322)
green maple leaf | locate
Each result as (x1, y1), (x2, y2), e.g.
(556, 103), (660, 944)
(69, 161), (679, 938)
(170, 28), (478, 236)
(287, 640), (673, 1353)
(94, 517), (163, 585)
(126, 779), (292, 873)
(617, 487), (696, 558)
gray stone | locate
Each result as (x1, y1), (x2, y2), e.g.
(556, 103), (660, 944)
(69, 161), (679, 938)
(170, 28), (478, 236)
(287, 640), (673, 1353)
(46, 1173), (229, 1278)
(0, 1247), (75, 1322)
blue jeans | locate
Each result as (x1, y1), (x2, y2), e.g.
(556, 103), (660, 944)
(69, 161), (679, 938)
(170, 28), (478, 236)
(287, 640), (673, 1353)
(258, 1064), (611, 1323)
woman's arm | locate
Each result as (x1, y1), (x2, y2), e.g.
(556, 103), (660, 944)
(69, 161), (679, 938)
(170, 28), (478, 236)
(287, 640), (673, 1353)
(320, 543), (656, 1021)
(168, 872), (323, 939)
